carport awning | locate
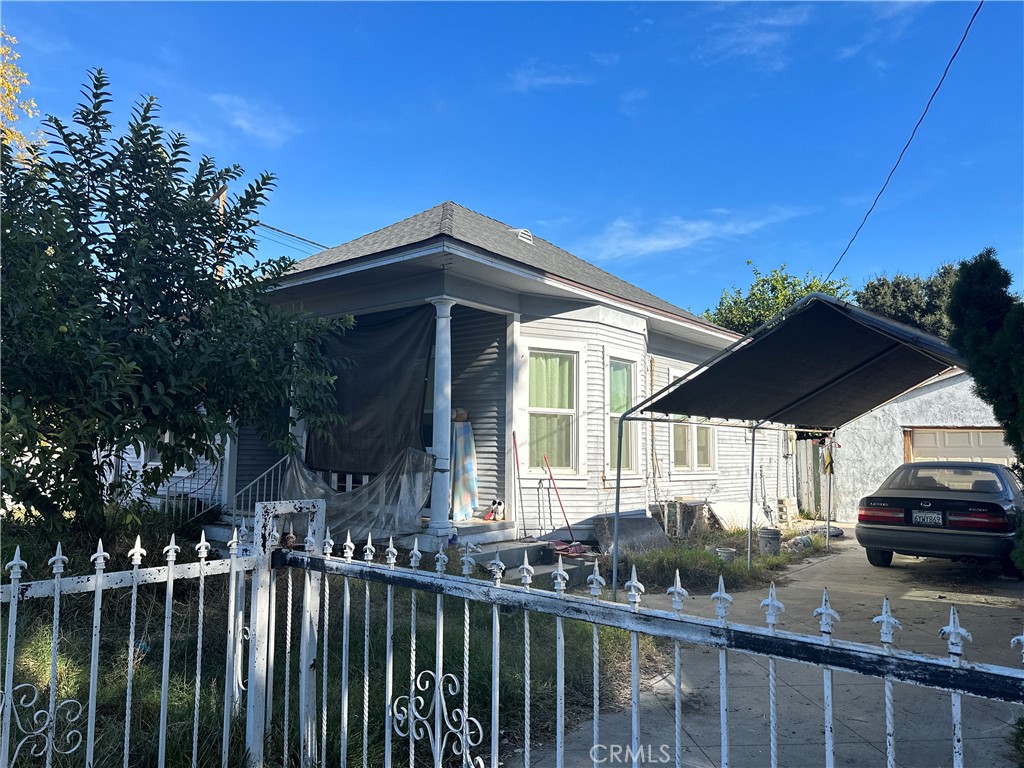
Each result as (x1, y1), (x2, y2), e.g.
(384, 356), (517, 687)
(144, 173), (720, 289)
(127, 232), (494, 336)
(641, 294), (966, 430)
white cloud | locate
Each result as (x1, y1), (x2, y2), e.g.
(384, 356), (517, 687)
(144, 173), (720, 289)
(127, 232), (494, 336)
(582, 209), (804, 263)
(210, 93), (299, 147)
(591, 52), (620, 67)
(507, 59), (593, 93)
(618, 87), (649, 117)
(697, 5), (814, 73)
(835, 2), (921, 63)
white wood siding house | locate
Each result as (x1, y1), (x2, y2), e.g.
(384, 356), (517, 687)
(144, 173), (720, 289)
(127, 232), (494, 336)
(228, 202), (782, 547)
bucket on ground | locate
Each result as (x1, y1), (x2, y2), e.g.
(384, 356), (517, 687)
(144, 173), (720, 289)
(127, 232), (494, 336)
(759, 527), (782, 556)
(715, 547), (736, 563)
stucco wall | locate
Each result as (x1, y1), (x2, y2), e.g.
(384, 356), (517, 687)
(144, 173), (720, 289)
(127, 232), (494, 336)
(830, 372), (1000, 521)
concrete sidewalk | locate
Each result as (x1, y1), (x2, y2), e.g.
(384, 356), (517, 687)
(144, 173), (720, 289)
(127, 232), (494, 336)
(529, 530), (1024, 768)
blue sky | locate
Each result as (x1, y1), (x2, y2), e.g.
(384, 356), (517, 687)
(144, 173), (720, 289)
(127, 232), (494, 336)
(7, 1), (1022, 314)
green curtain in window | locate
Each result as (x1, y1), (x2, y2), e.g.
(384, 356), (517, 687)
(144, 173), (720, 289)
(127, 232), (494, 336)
(673, 423), (690, 469)
(529, 351), (574, 468)
(529, 352), (574, 409)
(696, 426), (712, 468)
(609, 360), (632, 414)
(529, 413), (572, 468)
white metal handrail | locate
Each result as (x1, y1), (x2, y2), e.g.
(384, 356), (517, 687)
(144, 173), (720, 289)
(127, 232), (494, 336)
(158, 461), (222, 526)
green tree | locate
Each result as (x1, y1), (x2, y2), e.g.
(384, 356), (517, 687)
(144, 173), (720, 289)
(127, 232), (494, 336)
(854, 264), (956, 338)
(1, 70), (350, 532)
(704, 262), (850, 334)
(947, 248), (1024, 467)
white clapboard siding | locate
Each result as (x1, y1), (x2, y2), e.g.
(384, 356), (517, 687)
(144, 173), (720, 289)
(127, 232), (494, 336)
(451, 305), (507, 508)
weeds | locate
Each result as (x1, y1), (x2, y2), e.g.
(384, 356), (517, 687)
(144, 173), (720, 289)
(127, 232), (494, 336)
(611, 529), (827, 592)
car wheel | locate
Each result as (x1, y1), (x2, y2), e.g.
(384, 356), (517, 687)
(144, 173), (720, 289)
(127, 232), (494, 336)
(866, 548), (893, 567)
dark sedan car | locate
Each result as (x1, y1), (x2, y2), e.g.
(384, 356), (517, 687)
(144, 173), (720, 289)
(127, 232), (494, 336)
(855, 461), (1024, 575)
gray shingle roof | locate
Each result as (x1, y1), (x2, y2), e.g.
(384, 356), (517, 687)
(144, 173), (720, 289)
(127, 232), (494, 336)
(290, 201), (707, 325)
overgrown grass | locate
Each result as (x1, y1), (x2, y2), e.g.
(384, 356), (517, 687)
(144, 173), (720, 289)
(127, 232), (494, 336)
(611, 528), (827, 593)
(1013, 716), (1024, 768)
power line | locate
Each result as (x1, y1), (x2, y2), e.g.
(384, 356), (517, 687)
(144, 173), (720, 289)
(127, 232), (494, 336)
(823, 0), (985, 283)
(254, 230), (321, 256)
(255, 222), (328, 250)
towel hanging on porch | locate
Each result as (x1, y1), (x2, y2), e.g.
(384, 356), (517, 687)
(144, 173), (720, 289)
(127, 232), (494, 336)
(450, 421), (478, 522)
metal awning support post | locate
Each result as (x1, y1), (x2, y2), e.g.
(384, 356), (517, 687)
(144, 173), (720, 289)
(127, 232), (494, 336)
(612, 415), (625, 601)
(747, 420), (766, 570)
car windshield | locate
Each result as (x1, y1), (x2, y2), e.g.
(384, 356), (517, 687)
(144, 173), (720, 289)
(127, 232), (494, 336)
(883, 466), (1004, 494)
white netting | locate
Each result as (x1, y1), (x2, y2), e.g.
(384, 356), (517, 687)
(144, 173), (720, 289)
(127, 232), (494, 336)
(278, 448), (434, 542)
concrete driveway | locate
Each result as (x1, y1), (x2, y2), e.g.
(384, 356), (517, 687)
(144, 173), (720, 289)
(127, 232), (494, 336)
(531, 527), (1024, 768)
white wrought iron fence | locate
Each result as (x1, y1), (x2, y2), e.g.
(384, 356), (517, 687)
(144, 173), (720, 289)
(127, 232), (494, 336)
(2, 497), (1023, 768)
(257, 500), (1024, 768)
(0, 529), (257, 767)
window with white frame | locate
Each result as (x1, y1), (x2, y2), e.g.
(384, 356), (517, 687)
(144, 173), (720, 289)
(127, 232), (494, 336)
(528, 350), (576, 470)
(608, 358), (636, 473)
(672, 417), (715, 472)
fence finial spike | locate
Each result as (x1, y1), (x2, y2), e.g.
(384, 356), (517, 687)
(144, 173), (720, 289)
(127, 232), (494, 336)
(434, 548), (449, 573)
(813, 588), (840, 635)
(872, 596), (902, 646)
(129, 535), (147, 565)
(343, 531), (355, 561)
(323, 527), (335, 556)
(385, 537), (398, 568)
(49, 542), (68, 575)
(91, 539), (111, 567)
(519, 551), (535, 588)
(163, 534), (180, 562)
(939, 605), (973, 657)
(363, 534), (376, 562)
(711, 575), (733, 623)
(760, 581), (784, 629)
(5, 545), (26, 578)
(1011, 628), (1024, 665)
(552, 555), (568, 595)
(228, 527), (240, 550)
(196, 530), (211, 559)
(667, 569), (688, 613)
(410, 539), (422, 569)
(488, 551), (506, 585)
(460, 543), (476, 576)
(625, 565), (645, 611)
(588, 559), (606, 600)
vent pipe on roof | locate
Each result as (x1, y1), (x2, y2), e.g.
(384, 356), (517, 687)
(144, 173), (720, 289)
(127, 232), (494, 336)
(509, 228), (534, 245)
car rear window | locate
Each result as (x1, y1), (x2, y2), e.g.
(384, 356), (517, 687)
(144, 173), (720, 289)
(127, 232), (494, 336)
(883, 466), (1004, 494)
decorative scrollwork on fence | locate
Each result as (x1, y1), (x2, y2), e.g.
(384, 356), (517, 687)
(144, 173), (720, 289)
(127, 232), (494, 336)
(7, 683), (83, 764)
(391, 669), (484, 767)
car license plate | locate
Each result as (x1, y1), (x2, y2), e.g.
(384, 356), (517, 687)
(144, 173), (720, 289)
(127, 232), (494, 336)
(912, 511), (942, 526)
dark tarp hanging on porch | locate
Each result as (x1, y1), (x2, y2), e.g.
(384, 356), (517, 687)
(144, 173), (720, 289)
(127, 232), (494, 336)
(641, 295), (965, 429)
(305, 305), (435, 475)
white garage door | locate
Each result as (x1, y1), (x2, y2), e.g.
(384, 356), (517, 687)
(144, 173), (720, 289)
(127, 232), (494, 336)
(910, 428), (1015, 466)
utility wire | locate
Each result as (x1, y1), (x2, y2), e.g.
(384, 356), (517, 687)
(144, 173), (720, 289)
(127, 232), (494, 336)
(255, 222), (328, 250)
(254, 230), (321, 256)
(823, 0), (984, 283)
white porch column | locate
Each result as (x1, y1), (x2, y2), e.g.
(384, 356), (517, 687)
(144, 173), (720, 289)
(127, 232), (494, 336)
(428, 298), (456, 535)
